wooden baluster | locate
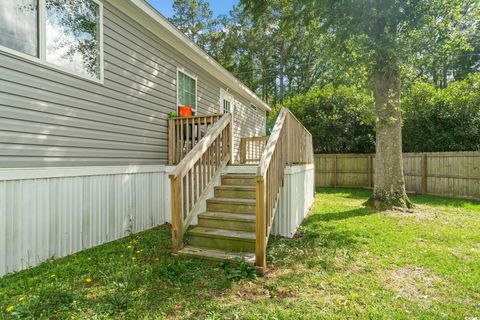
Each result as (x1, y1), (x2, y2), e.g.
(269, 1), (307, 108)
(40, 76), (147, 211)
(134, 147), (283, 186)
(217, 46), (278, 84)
(193, 162), (197, 203)
(188, 169), (193, 212)
(182, 175), (188, 220)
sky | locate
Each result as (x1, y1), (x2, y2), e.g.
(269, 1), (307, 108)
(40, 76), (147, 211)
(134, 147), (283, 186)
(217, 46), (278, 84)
(146, 0), (239, 18)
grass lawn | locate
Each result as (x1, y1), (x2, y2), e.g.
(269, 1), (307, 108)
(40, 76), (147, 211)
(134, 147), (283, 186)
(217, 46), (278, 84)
(1, 188), (479, 319)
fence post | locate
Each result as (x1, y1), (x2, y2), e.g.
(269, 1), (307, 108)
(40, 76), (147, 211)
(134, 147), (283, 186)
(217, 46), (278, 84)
(367, 155), (373, 188)
(332, 155), (338, 188)
(421, 154), (428, 194)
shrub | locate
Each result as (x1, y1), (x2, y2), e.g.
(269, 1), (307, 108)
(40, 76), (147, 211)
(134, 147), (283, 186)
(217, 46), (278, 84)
(272, 84), (376, 154)
(402, 73), (480, 152)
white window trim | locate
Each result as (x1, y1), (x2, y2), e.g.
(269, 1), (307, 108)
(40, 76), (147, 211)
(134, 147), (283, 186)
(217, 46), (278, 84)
(176, 67), (198, 113)
(220, 88), (234, 114)
(0, 0), (104, 84)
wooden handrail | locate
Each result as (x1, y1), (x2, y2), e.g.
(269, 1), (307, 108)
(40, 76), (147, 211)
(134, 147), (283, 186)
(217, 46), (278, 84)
(240, 136), (269, 164)
(170, 113), (232, 251)
(255, 108), (313, 273)
(168, 114), (223, 165)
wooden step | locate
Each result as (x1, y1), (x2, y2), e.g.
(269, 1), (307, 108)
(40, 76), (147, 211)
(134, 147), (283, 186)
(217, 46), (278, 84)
(206, 197), (256, 214)
(214, 185), (256, 199)
(198, 211), (255, 231)
(177, 246), (255, 265)
(187, 227), (255, 252)
(221, 174), (256, 186)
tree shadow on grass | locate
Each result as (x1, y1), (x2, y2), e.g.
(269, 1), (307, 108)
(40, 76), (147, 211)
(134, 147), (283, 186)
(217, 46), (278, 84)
(410, 193), (480, 210)
(306, 207), (374, 223)
(316, 187), (372, 200)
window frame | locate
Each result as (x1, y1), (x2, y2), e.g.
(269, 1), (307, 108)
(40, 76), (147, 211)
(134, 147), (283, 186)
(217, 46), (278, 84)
(177, 67), (198, 113)
(0, 0), (104, 83)
(220, 88), (234, 115)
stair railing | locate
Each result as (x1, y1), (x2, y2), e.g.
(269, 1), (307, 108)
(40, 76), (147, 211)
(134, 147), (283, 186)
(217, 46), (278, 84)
(168, 114), (223, 165)
(255, 108), (313, 273)
(170, 113), (233, 252)
(240, 136), (269, 164)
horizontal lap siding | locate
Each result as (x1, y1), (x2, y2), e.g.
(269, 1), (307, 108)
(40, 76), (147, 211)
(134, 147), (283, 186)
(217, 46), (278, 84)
(0, 1), (266, 168)
(231, 96), (267, 162)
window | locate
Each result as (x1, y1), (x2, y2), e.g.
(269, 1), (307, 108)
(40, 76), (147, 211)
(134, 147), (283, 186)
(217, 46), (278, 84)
(220, 88), (233, 114)
(177, 70), (197, 111)
(223, 98), (231, 114)
(0, 0), (38, 56)
(46, 0), (101, 79)
(0, 0), (103, 81)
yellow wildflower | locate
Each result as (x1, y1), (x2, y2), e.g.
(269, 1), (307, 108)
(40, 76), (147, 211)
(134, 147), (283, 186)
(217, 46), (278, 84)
(136, 250), (140, 254)
(127, 245), (133, 249)
(85, 277), (92, 283)
(5, 305), (14, 313)
(18, 295), (26, 302)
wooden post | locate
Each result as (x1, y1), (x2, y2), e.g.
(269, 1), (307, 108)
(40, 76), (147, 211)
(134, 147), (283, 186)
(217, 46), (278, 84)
(255, 178), (266, 275)
(421, 154), (428, 194)
(332, 155), (338, 187)
(168, 119), (173, 165)
(229, 116), (233, 163)
(240, 139), (245, 164)
(170, 175), (182, 252)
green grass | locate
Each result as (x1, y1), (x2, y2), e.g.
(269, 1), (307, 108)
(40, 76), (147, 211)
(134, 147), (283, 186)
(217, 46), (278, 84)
(1, 188), (479, 319)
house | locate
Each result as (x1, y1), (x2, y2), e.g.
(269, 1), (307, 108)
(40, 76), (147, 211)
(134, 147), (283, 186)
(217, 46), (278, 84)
(0, 0), (314, 276)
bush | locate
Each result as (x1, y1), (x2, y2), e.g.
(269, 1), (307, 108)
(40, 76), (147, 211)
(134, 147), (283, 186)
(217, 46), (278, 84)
(271, 74), (480, 154)
(402, 73), (480, 152)
(274, 84), (376, 153)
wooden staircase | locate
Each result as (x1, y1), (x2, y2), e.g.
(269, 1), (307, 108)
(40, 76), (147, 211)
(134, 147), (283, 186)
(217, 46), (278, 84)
(168, 109), (313, 273)
(177, 173), (257, 264)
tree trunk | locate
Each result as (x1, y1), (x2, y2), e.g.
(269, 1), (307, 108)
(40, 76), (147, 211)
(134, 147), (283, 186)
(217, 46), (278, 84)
(279, 42), (285, 102)
(365, 70), (412, 210)
(442, 62), (448, 88)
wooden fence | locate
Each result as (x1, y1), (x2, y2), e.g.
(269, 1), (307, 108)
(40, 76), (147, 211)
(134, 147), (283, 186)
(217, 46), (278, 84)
(314, 152), (480, 200)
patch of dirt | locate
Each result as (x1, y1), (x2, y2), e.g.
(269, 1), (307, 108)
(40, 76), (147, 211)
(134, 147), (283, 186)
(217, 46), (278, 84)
(383, 266), (443, 302)
(384, 205), (438, 220)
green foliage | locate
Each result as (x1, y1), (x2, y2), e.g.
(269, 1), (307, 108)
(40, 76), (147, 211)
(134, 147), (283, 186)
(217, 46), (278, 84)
(402, 73), (480, 152)
(220, 258), (257, 281)
(275, 75), (480, 153)
(1, 193), (480, 318)
(169, 0), (480, 107)
(275, 85), (376, 153)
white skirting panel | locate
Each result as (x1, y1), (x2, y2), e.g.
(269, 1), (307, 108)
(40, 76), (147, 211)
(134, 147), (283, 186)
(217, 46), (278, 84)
(0, 166), (169, 277)
(271, 164), (315, 238)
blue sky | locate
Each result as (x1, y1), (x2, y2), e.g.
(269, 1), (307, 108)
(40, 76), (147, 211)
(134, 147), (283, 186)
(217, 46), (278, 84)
(146, 0), (239, 18)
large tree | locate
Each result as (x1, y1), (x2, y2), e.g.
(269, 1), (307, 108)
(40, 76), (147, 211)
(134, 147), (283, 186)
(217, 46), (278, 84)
(169, 0), (217, 51)
(306, 0), (475, 210)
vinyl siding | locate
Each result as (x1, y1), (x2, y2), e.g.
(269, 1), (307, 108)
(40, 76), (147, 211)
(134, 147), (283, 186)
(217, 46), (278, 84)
(0, 1), (266, 168)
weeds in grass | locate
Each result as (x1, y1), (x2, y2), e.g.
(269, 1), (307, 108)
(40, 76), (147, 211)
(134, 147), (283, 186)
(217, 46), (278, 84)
(0, 189), (479, 319)
(220, 258), (257, 281)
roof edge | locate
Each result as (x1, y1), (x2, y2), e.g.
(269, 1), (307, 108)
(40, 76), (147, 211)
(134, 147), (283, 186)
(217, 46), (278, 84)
(108, 0), (271, 112)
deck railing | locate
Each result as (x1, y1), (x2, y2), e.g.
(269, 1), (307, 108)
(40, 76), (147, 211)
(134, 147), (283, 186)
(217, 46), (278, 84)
(168, 114), (223, 165)
(169, 113), (232, 251)
(240, 136), (269, 164)
(255, 108), (313, 273)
